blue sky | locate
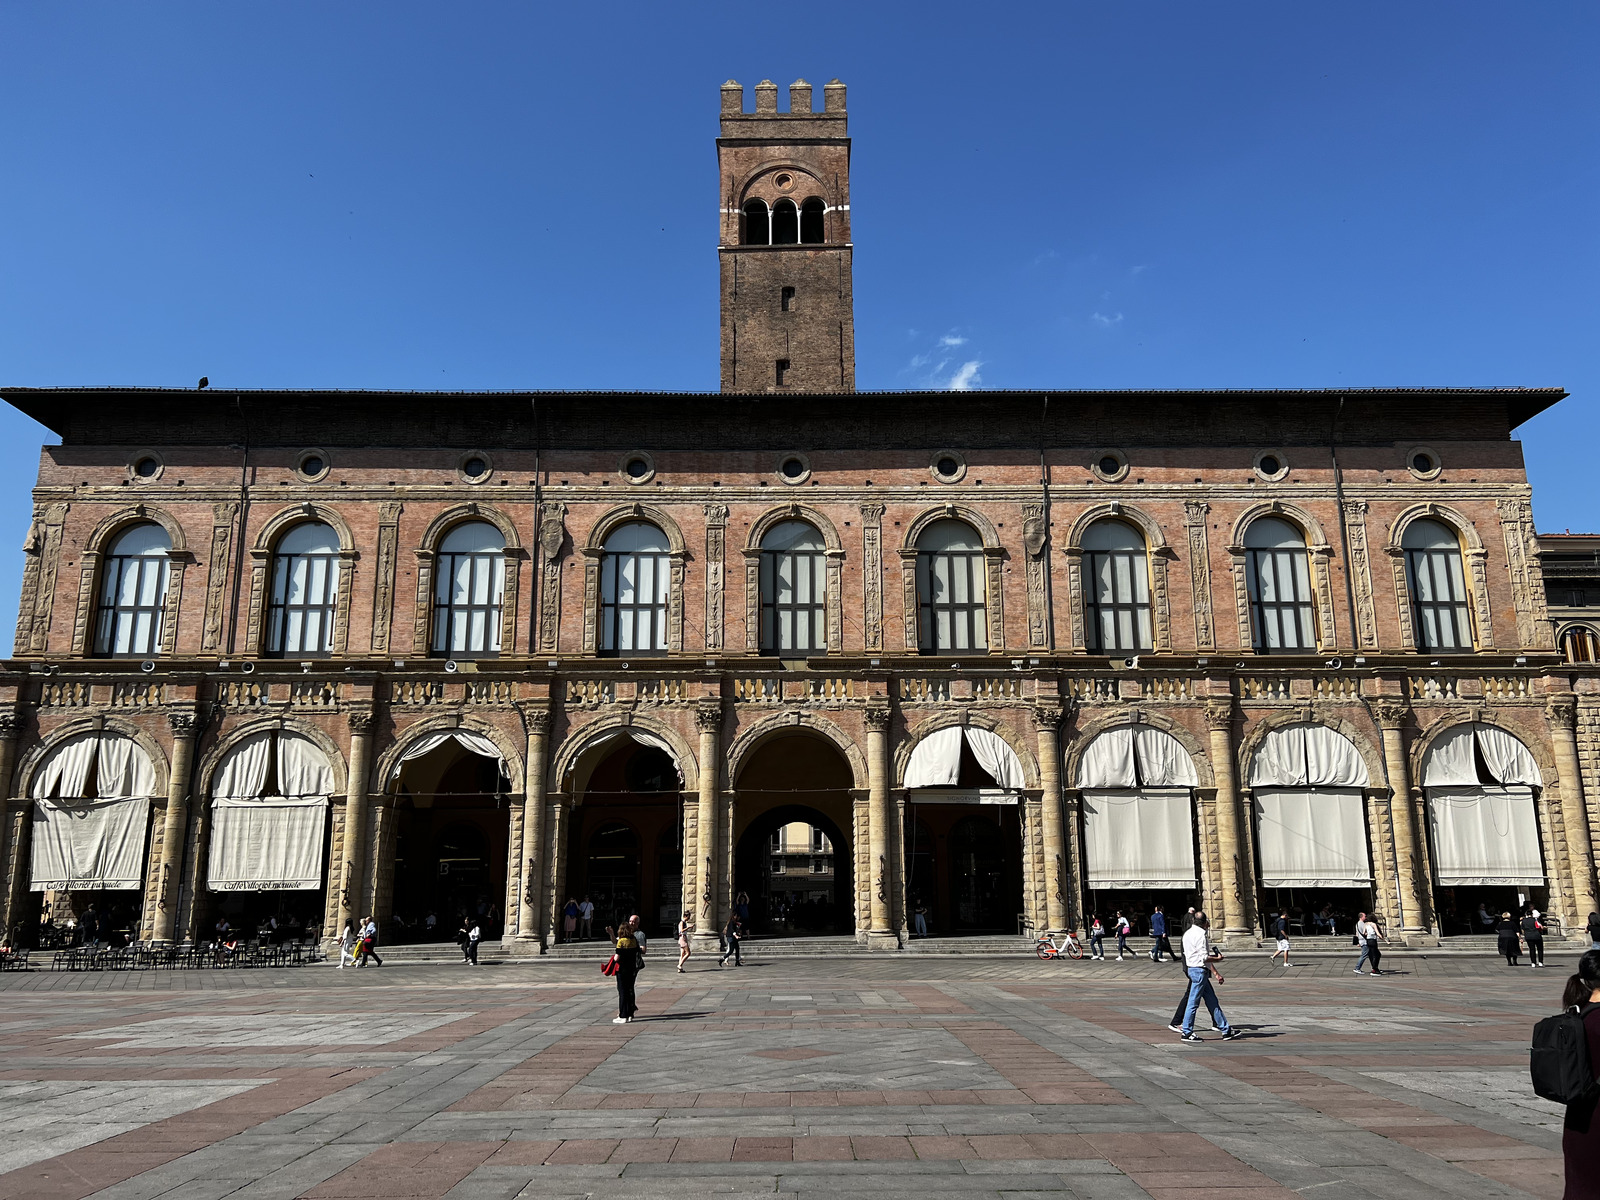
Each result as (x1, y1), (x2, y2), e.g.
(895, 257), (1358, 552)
(1, 4), (1596, 649)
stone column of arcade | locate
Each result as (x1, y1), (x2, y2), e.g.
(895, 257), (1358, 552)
(338, 706), (375, 936)
(1547, 694), (1600, 930)
(865, 704), (899, 950)
(515, 704), (551, 949)
(1205, 699), (1250, 940)
(0, 709), (26, 937)
(1373, 698), (1433, 943)
(151, 706), (200, 944)
(692, 702), (722, 954)
(1034, 703), (1071, 936)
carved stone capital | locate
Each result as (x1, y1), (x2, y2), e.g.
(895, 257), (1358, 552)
(695, 703), (723, 733)
(0, 709), (22, 740)
(518, 703), (552, 736)
(863, 705), (891, 732)
(1371, 699), (1409, 731)
(167, 708), (201, 739)
(1204, 701), (1233, 732)
(1031, 703), (1064, 733)
(347, 706), (377, 736)
(1546, 694), (1578, 731)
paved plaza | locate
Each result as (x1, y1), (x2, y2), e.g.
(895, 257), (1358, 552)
(0, 948), (1580, 1200)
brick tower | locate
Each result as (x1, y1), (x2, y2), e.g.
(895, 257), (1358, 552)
(718, 78), (855, 393)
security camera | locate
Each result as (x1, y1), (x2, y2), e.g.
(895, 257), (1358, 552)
(1325, 657), (1343, 669)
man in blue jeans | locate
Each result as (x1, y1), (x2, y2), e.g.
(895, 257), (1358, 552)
(1180, 912), (1240, 1043)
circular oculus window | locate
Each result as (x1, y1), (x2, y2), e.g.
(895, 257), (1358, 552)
(293, 448), (331, 483)
(618, 451), (656, 485)
(777, 452), (812, 485)
(457, 451), (493, 484)
(127, 450), (164, 483)
(930, 450), (967, 484)
(1406, 446), (1441, 480)
(1090, 449), (1129, 483)
(1253, 450), (1289, 482)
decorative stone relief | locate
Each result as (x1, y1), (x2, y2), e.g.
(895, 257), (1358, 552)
(742, 550), (761, 654)
(370, 502), (401, 654)
(28, 504), (68, 654)
(1310, 548), (1338, 648)
(411, 550), (435, 655)
(1226, 549), (1254, 652)
(826, 550), (844, 653)
(1150, 551), (1173, 654)
(1183, 501), (1215, 651)
(984, 549), (1005, 653)
(860, 503), (884, 652)
(704, 504), (728, 652)
(897, 547), (919, 652)
(1023, 503), (1050, 650)
(202, 502), (238, 652)
(1062, 548), (1086, 652)
(537, 503), (566, 654)
(1467, 548), (1496, 650)
(1341, 500), (1379, 651)
(1387, 548), (1416, 650)
(1497, 495), (1554, 651)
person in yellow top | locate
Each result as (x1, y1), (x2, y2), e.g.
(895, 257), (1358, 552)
(608, 915), (644, 1024)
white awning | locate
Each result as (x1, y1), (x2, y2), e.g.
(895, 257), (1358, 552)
(1248, 724), (1369, 788)
(1082, 788), (1197, 888)
(1253, 787), (1372, 887)
(1076, 726), (1199, 789)
(391, 728), (506, 778)
(29, 732), (157, 891)
(569, 727), (685, 787)
(208, 731), (333, 892)
(904, 726), (1026, 791)
(1426, 785), (1544, 886)
(1421, 724), (1543, 787)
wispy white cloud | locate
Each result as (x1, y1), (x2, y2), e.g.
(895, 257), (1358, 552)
(938, 334), (968, 348)
(1131, 264), (1149, 276)
(948, 361), (982, 390)
(1091, 311), (1124, 328)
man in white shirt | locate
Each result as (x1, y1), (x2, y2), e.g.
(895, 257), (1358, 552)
(578, 897), (595, 941)
(1179, 912), (1238, 1042)
(1352, 912), (1385, 976)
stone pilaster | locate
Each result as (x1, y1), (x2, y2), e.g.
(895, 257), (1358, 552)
(150, 707), (200, 944)
(1033, 704), (1070, 935)
(337, 706), (375, 937)
(864, 705), (899, 949)
(1548, 695), (1599, 933)
(1206, 700), (1250, 939)
(691, 702), (723, 953)
(516, 704), (551, 948)
(1372, 699), (1433, 942)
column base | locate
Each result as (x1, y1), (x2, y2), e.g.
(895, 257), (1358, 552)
(505, 936), (547, 957)
(1400, 931), (1440, 948)
(865, 930), (901, 951)
(690, 933), (722, 955)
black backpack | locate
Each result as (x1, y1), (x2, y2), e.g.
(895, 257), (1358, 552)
(1530, 1003), (1600, 1105)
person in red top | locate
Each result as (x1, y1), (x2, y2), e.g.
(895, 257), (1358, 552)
(1562, 949), (1600, 1199)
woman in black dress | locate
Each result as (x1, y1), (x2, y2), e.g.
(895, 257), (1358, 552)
(1561, 950), (1600, 1199)
(1496, 912), (1521, 967)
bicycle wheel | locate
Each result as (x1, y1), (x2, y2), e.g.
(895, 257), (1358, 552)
(1066, 941), (1084, 959)
(1035, 940), (1053, 960)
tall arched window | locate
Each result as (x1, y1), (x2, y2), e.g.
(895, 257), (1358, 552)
(1082, 520), (1151, 653)
(1561, 626), (1600, 663)
(916, 520), (986, 653)
(432, 522), (505, 657)
(267, 522), (340, 657)
(1403, 518), (1472, 651)
(600, 522), (671, 655)
(799, 197), (825, 244)
(771, 198), (799, 244)
(742, 199), (770, 246)
(94, 523), (171, 657)
(1244, 516), (1315, 653)
(760, 520), (826, 654)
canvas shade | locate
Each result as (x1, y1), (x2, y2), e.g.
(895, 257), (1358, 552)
(1081, 788), (1197, 888)
(1248, 724), (1369, 788)
(1075, 726), (1199, 789)
(571, 728), (685, 787)
(1421, 724), (1542, 787)
(904, 727), (1026, 791)
(1253, 788), (1372, 887)
(1426, 785), (1544, 886)
(208, 732), (333, 892)
(29, 733), (157, 891)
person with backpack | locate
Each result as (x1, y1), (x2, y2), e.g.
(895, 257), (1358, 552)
(1531, 949), (1600, 1195)
(1088, 915), (1105, 960)
(719, 914), (743, 967)
(1149, 906), (1172, 963)
(1113, 911), (1132, 961)
(1523, 908), (1548, 969)
(1268, 909), (1294, 968)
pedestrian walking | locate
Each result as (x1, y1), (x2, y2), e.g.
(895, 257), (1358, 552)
(337, 918), (357, 969)
(1497, 912), (1522, 966)
(362, 915), (383, 966)
(1177, 912), (1238, 1042)
(609, 916), (642, 1024)
(1089, 915), (1105, 960)
(1114, 911), (1132, 961)
(562, 897), (578, 943)
(578, 896), (595, 941)
(1269, 910), (1294, 968)
(463, 920), (481, 965)
(1150, 906), (1173, 962)
(1558, 949), (1600, 1198)
(719, 914), (743, 966)
(1523, 909), (1547, 969)
(1352, 912), (1384, 975)
(676, 911), (693, 972)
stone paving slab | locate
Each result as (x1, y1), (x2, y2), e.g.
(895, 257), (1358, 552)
(0, 954), (1579, 1199)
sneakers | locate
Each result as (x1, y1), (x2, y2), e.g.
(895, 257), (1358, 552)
(1116, 955), (1125, 961)
(1166, 1023), (1183, 1033)
(612, 1017), (628, 1024)
(1221, 1029), (1243, 1041)
(1352, 969), (1363, 974)
(1179, 1032), (1202, 1042)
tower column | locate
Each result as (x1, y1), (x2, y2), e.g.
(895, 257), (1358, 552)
(1547, 695), (1599, 930)
(691, 703), (722, 953)
(516, 703), (551, 948)
(865, 704), (899, 950)
(1034, 704), (1071, 936)
(338, 706), (374, 935)
(151, 707), (199, 944)
(1206, 700), (1251, 939)
(1372, 700), (1431, 940)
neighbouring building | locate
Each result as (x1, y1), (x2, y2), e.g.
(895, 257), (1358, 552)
(0, 79), (1594, 954)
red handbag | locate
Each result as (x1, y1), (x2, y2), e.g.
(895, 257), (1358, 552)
(601, 953), (619, 977)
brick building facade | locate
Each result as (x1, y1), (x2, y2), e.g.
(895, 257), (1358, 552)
(0, 79), (1593, 953)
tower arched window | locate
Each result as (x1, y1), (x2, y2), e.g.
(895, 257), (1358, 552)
(94, 523), (171, 657)
(771, 198), (799, 245)
(432, 521), (505, 657)
(760, 520), (826, 654)
(799, 197), (825, 244)
(1244, 516), (1316, 653)
(916, 519), (987, 653)
(600, 522), (671, 655)
(1561, 626), (1600, 664)
(267, 522), (340, 657)
(1403, 518), (1473, 652)
(1082, 519), (1151, 653)
(742, 200), (770, 246)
